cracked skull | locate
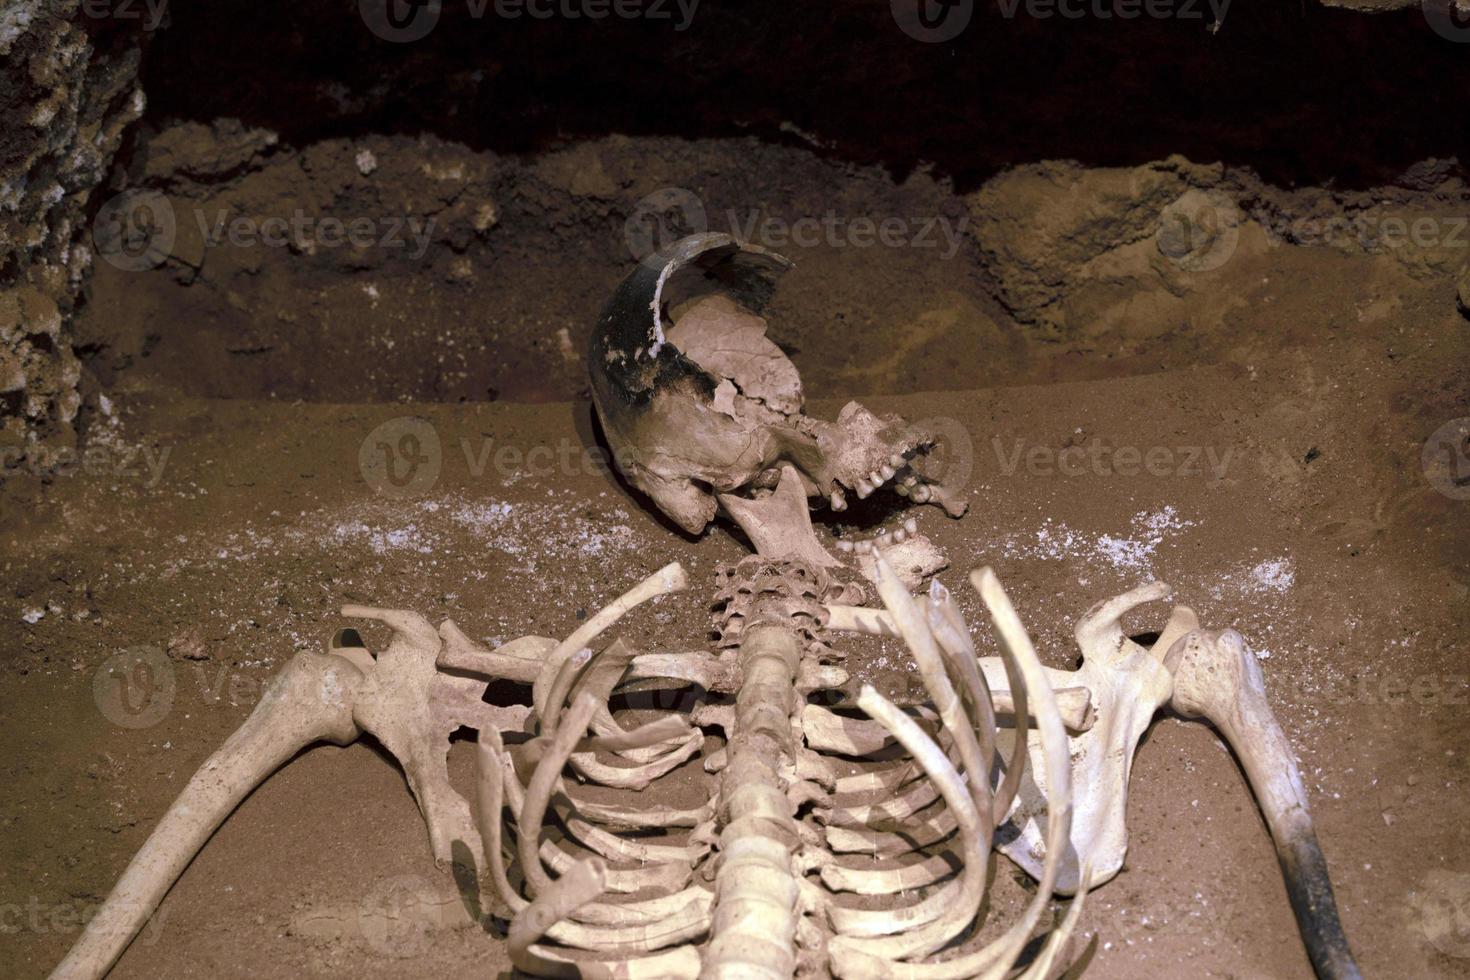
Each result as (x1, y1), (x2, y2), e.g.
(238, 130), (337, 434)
(588, 233), (968, 536)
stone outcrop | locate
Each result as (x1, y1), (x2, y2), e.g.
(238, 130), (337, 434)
(1, 1), (149, 459)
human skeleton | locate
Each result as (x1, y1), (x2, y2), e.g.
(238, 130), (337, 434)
(52, 235), (1361, 979)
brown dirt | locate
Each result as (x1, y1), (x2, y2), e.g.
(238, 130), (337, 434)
(4, 132), (1470, 977)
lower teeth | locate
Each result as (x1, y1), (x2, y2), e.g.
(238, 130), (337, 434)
(836, 517), (920, 555)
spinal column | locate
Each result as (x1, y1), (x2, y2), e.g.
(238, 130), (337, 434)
(706, 556), (830, 979)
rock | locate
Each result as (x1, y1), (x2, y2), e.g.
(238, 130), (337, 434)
(0, 2), (149, 459)
(533, 143), (619, 200)
(140, 119), (280, 184)
(1396, 157), (1460, 193)
(964, 156), (1224, 337)
(1458, 264), (1470, 319)
(167, 629), (210, 661)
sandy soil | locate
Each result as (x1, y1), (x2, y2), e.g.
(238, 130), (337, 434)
(4, 176), (1470, 977)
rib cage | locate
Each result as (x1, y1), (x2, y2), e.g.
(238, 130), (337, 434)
(487, 555), (1084, 979)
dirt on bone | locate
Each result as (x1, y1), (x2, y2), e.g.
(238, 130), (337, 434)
(667, 295), (805, 423)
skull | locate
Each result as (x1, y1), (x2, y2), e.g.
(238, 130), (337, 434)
(588, 233), (968, 536)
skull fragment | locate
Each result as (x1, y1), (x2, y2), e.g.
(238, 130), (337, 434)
(588, 233), (969, 537)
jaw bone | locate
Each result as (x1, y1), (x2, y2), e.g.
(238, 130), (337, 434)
(837, 518), (950, 591)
